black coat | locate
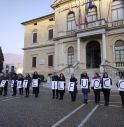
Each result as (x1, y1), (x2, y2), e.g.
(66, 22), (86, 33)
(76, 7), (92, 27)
(70, 77), (78, 93)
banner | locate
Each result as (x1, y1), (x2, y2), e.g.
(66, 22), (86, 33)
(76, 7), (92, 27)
(32, 79), (38, 87)
(17, 81), (23, 88)
(58, 81), (64, 90)
(23, 80), (28, 88)
(11, 80), (14, 87)
(103, 78), (111, 89)
(0, 80), (6, 87)
(118, 80), (124, 91)
(81, 79), (89, 89)
(68, 82), (75, 92)
(92, 79), (101, 89)
(51, 81), (58, 90)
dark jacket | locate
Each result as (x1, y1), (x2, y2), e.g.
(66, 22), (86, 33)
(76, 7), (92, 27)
(80, 75), (90, 93)
(70, 77), (78, 93)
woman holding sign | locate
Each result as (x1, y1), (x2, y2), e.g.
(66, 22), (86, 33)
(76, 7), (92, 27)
(102, 72), (112, 106)
(91, 72), (101, 104)
(116, 74), (124, 108)
(24, 74), (31, 97)
(11, 73), (18, 96)
(69, 74), (78, 102)
(51, 72), (59, 99)
(58, 73), (65, 100)
(17, 75), (24, 95)
(80, 72), (90, 104)
(32, 72), (40, 98)
(0, 72), (4, 95)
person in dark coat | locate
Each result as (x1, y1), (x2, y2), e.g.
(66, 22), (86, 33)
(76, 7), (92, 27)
(24, 73), (31, 97)
(32, 71), (40, 98)
(11, 73), (18, 96)
(51, 72), (59, 99)
(116, 74), (124, 109)
(3, 75), (9, 96)
(17, 74), (24, 95)
(0, 72), (4, 95)
(58, 73), (65, 100)
(92, 72), (101, 104)
(80, 72), (90, 104)
(69, 74), (78, 102)
(101, 72), (112, 106)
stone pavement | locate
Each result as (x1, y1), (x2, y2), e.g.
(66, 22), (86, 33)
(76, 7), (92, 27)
(0, 86), (123, 127)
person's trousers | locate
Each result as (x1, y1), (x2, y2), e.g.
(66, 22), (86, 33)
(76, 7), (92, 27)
(52, 89), (58, 98)
(71, 93), (76, 101)
(94, 89), (100, 104)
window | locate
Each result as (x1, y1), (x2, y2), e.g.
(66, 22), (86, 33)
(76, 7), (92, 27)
(32, 57), (37, 68)
(48, 55), (53, 67)
(112, 1), (124, 21)
(33, 33), (37, 43)
(48, 29), (53, 40)
(115, 40), (124, 66)
(68, 47), (74, 66)
(67, 12), (76, 31)
(87, 8), (97, 22)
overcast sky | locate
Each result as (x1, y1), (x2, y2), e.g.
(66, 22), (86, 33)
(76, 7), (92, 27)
(0, 0), (54, 55)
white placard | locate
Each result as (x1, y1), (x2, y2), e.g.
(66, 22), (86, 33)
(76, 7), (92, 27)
(81, 79), (89, 89)
(32, 79), (38, 87)
(23, 80), (28, 88)
(103, 78), (111, 89)
(0, 80), (6, 87)
(51, 81), (58, 90)
(58, 81), (64, 90)
(68, 82), (75, 92)
(118, 80), (124, 91)
(17, 81), (23, 88)
(11, 80), (14, 87)
(92, 79), (101, 89)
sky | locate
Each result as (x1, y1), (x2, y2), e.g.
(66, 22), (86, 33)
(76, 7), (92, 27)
(0, 0), (54, 55)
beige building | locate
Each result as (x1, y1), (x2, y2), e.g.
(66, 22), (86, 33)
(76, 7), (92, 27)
(22, 0), (124, 80)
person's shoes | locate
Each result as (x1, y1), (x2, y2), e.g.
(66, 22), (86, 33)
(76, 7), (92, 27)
(52, 96), (55, 99)
(56, 96), (58, 99)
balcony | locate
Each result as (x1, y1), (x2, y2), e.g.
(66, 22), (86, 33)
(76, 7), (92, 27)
(79, 19), (107, 31)
(108, 19), (124, 29)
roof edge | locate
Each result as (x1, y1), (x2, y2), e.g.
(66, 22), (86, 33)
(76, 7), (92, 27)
(21, 13), (55, 25)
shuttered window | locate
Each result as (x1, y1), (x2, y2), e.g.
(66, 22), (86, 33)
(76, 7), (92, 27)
(32, 57), (37, 68)
(48, 55), (53, 67)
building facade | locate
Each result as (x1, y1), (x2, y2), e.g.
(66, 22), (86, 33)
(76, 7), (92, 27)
(22, 0), (124, 78)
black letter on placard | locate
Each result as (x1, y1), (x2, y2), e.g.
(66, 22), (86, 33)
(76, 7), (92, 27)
(69, 83), (74, 91)
(119, 81), (124, 90)
(94, 80), (100, 88)
(104, 79), (109, 88)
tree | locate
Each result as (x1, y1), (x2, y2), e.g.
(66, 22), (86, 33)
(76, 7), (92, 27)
(0, 47), (4, 73)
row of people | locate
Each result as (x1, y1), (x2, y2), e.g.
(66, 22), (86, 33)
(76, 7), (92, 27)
(0, 72), (40, 98)
(51, 72), (124, 109)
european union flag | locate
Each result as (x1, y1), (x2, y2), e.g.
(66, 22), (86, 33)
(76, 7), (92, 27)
(89, 0), (93, 9)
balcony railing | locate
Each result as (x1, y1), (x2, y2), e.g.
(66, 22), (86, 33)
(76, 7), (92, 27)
(108, 19), (124, 28)
(79, 19), (107, 31)
(116, 62), (124, 67)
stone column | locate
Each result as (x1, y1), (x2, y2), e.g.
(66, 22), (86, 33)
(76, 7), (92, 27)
(77, 37), (81, 62)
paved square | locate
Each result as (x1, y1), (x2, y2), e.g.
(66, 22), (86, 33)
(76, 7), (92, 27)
(0, 86), (123, 127)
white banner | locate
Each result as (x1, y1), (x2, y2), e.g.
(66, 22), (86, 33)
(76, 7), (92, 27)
(17, 81), (23, 88)
(23, 80), (28, 88)
(103, 78), (111, 89)
(51, 81), (58, 90)
(118, 80), (124, 91)
(32, 79), (38, 87)
(11, 80), (14, 87)
(68, 82), (75, 92)
(81, 79), (89, 89)
(92, 79), (101, 89)
(0, 80), (6, 87)
(58, 81), (64, 90)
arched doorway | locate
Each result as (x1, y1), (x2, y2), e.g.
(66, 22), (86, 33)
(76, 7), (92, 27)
(86, 41), (101, 68)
